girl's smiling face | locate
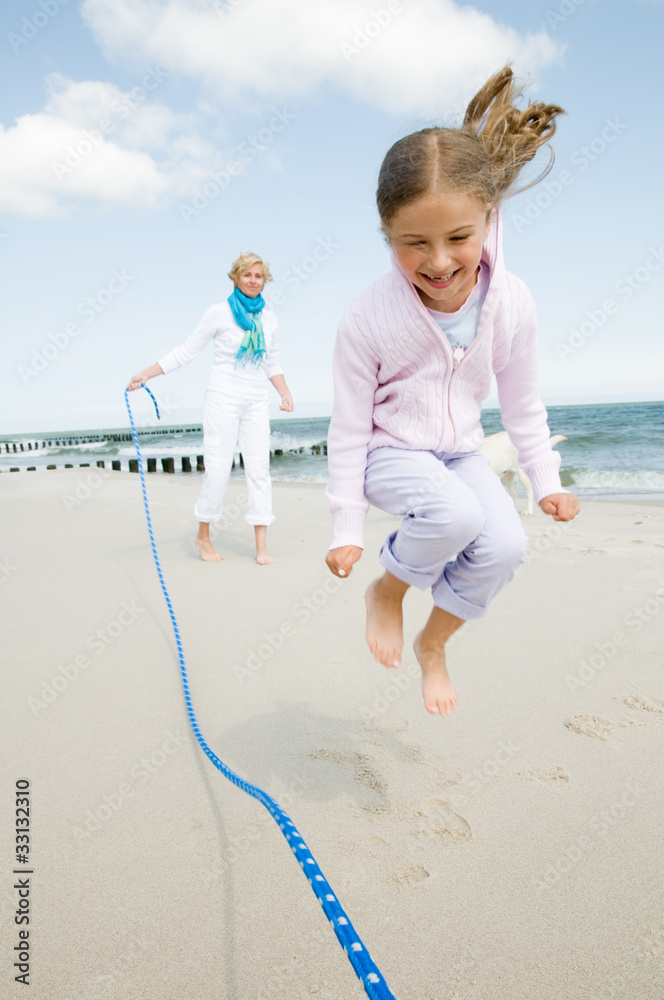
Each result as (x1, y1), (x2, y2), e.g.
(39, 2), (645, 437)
(385, 189), (492, 313)
(236, 264), (265, 298)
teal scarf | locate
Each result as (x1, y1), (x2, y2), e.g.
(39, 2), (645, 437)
(228, 287), (266, 368)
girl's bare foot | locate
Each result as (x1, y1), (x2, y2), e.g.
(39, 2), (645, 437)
(365, 573), (409, 668)
(195, 537), (224, 562)
(255, 552), (274, 565)
(413, 606), (465, 715)
(413, 631), (457, 715)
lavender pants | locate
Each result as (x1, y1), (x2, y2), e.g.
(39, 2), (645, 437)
(364, 447), (528, 621)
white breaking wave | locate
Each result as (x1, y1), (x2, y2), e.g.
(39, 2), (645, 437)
(269, 432), (326, 451)
(270, 473), (327, 484)
(570, 468), (664, 491)
(14, 440), (112, 456)
(117, 444), (203, 457)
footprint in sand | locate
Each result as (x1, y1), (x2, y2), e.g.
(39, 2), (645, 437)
(624, 694), (664, 715)
(622, 694), (664, 723)
(412, 797), (472, 843)
(308, 748), (389, 807)
(565, 714), (613, 741)
(391, 865), (430, 887)
(516, 766), (570, 782)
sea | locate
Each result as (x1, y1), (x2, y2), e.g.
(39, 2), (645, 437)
(2, 400), (664, 501)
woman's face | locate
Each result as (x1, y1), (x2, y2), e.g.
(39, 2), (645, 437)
(385, 189), (491, 312)
(236, 264), (265, 298)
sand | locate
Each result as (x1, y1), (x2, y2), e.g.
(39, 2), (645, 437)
(2, 469), (664, 999)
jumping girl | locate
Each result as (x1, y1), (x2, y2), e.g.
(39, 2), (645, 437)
(325, 66), (580, 716)
(128, 252), (293, 564)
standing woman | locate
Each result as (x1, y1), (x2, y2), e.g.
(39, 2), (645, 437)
(128, 252), (293, 564)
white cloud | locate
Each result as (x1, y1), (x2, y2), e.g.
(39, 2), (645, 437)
(81, 0), (563, 115)
(45, 72), (179, 150)
(0, 74), (225, 218)
(1, 2), (564, 218)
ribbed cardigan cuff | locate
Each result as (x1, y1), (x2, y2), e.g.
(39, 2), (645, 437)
(329, 509), (367, 550)
(528, 462), (567, 503)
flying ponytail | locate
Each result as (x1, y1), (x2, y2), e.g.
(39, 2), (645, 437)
(376, 65), (565, 225)
(463, 65), (565, 200)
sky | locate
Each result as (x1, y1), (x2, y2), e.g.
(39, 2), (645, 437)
(0, 0), (662, 434)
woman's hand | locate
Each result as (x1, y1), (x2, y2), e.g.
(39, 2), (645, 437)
(326, 545), (363, 578)
(279, 393), (294, 412)
(127, 363), (164, 392)
(539, 493), (580, 521)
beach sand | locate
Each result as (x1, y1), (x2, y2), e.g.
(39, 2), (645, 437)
(2, 469), (664, 999)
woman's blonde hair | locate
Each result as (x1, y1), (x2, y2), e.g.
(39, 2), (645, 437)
(377, 65), (565, 224)
(227, 252), (273, 285)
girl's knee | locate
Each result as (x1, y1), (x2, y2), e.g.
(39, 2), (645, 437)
(452, 497), (485, 548)
(414, 491), (485, 550)
(493, 526), (528, 572)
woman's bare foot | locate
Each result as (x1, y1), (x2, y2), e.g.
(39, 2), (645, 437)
(413, 607), (465, 715)
(365, 572), (409, 668)
(196, 522), (223, 562)
(254, 525), (274, 565)
(195, 537), (224, 562)
(413, 631), (457, 715)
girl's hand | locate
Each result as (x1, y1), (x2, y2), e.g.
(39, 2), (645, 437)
(279, 393), (294, 412)
(539, 493), (580, 521)
(326, 545), (363, 578)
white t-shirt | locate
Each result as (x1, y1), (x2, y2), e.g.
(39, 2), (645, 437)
(157, 300), (282, 399)
(426, 261), (490, 361)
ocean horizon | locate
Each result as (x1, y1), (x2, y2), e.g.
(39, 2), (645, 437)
(2, 400), (664, 501)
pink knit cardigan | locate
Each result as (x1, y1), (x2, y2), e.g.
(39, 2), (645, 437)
(325, 211), (563, 549)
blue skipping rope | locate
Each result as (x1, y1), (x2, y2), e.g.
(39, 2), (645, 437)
(124, 384), (398, 1000)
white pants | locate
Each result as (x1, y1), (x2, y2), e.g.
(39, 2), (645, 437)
(194, 390), (274, 525)
(364, 447), (527, 620)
